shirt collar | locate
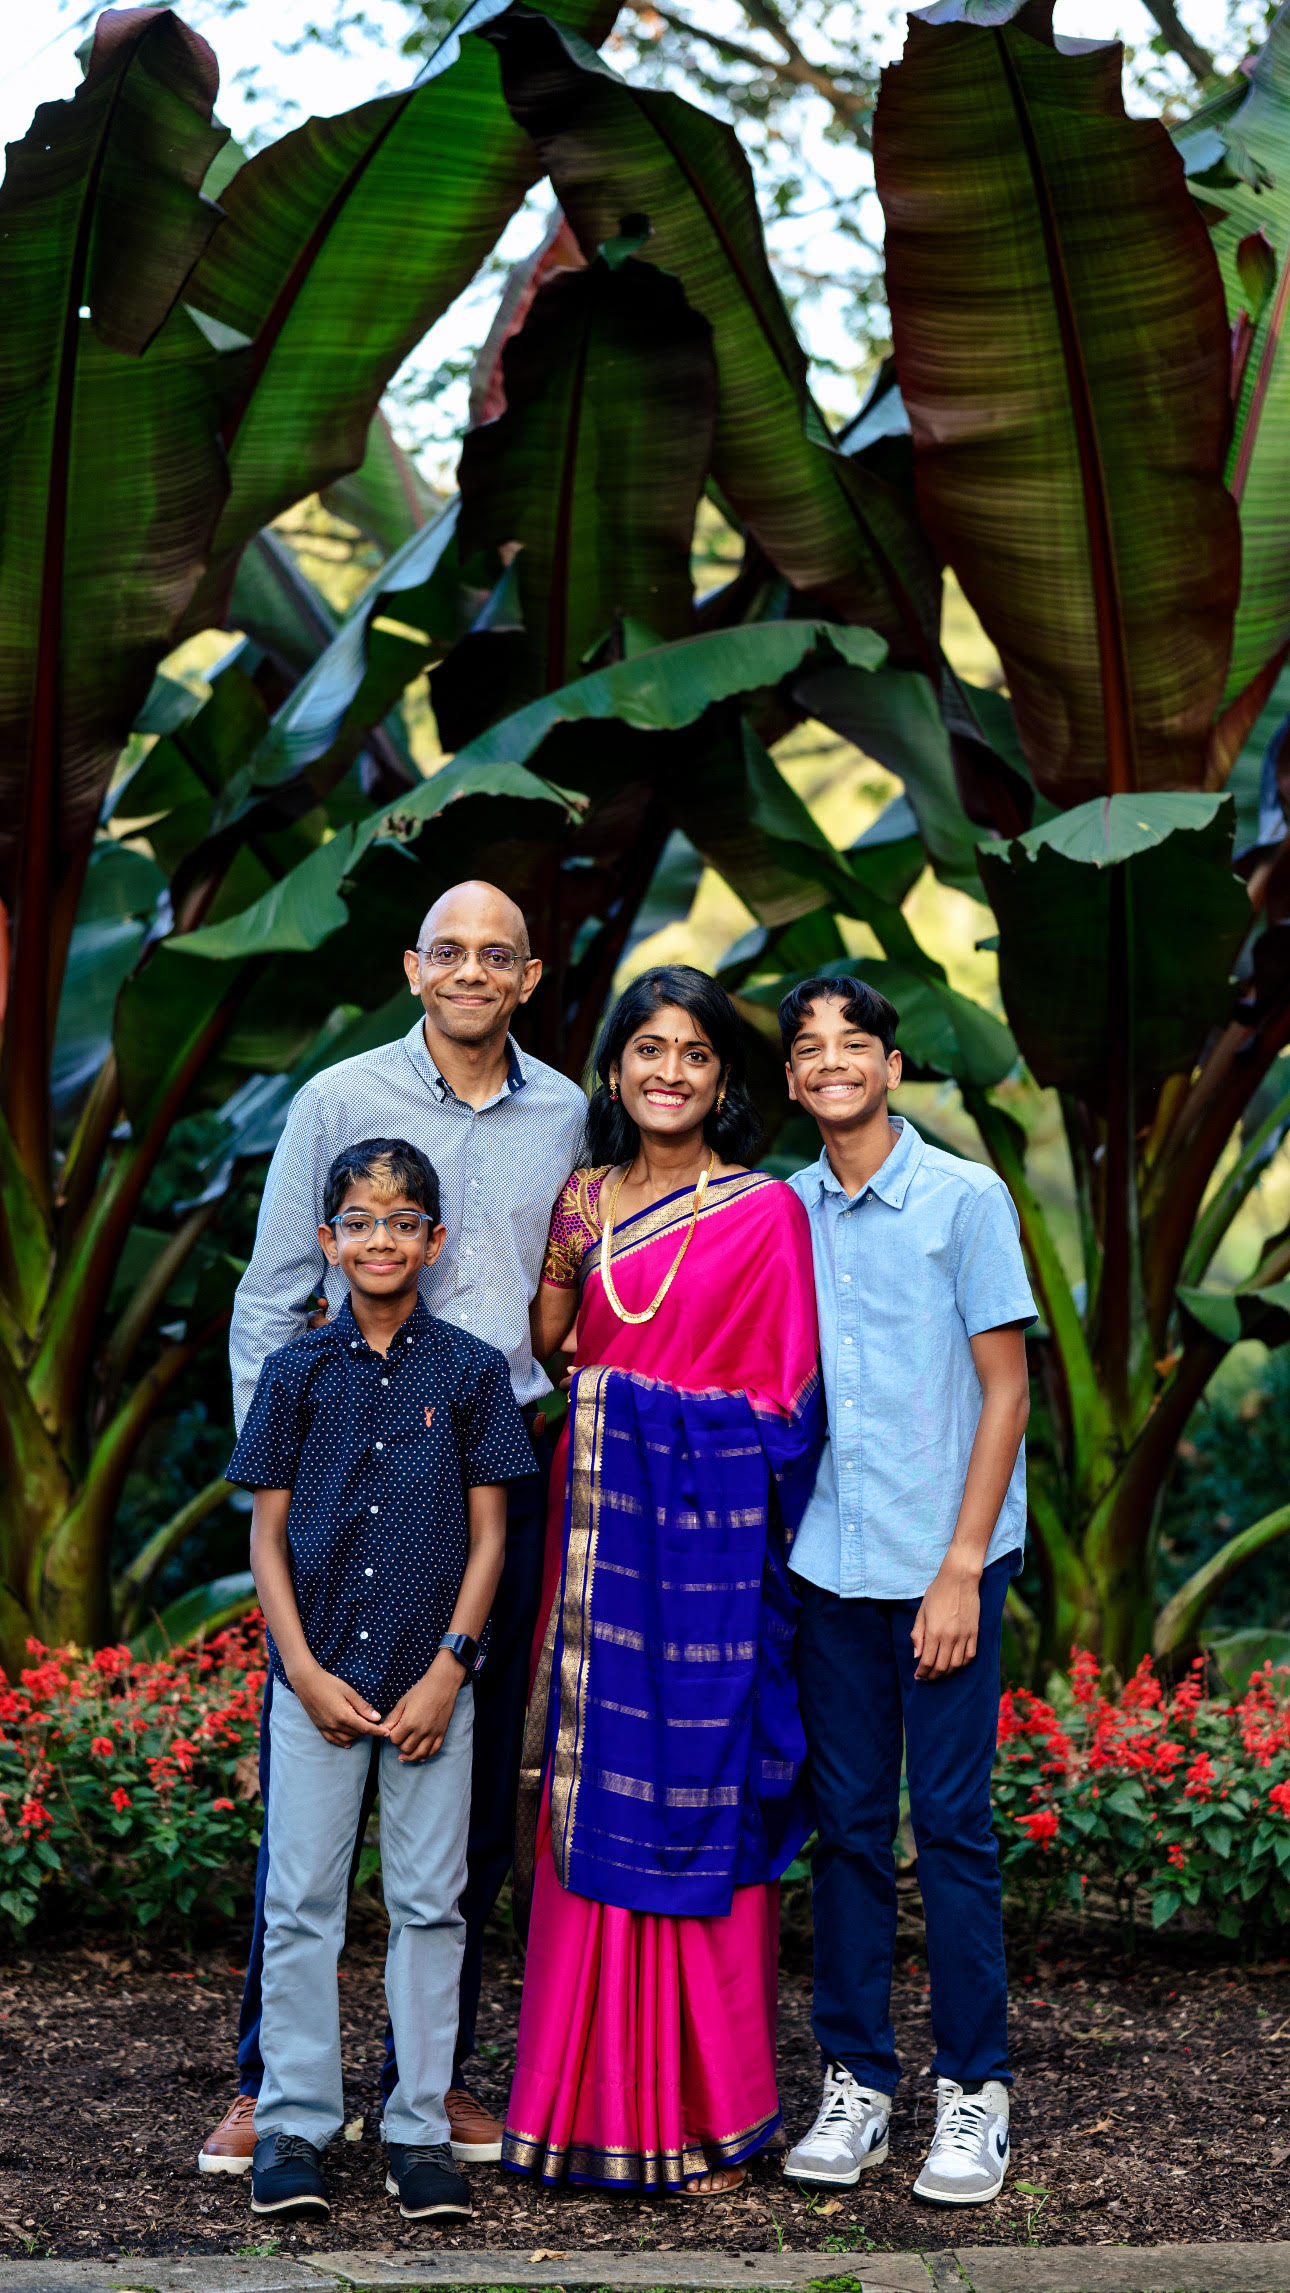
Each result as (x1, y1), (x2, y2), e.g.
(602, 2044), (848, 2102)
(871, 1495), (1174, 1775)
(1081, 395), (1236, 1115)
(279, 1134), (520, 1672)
(814, 1114), (924, 1209)
(402, 1016), (527, 1105)
(333, 1292), (432, 1358)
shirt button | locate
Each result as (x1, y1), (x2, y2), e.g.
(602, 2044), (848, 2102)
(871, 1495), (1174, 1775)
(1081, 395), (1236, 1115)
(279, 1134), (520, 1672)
(841, 1274), (852, 1283)
(381, 1377), (389, 1387)
(375, 1441), (383, 1451)
(470, 1179), (479, 1188)
(350, 1340), (358, 1349)
(365, 1567), (374, 1578)
(370, 1504), (379, 1514)
(360, 1630), (369, 1641)
(844, 1399), (854, 1408)
(846, 1524), (856, 1533)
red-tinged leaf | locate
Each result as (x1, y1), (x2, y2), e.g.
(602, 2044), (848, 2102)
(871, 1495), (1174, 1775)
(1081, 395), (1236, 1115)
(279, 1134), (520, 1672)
(484, 8), (941, 669)
(874, 0), (1240, 804)
(181, 0), (620, 631)
(455, 247), (716, 703)
(1195, 6), (1290, 705)
(0, 10), (230, 1180)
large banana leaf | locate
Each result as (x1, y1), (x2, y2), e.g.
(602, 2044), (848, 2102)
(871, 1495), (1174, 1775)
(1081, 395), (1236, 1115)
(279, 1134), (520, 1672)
(182, 0), (620, 629)
(978, 795), (1250, 1102)
(873, 0), (1240, 807)
(456, 245), (715, 697)
(1192, 4), (1290, 706)
(484, 9), (941, 667)
(0, 10), (230, 1161)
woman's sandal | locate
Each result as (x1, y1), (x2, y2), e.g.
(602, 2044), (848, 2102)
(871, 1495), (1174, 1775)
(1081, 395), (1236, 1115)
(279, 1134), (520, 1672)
(678, 2164), (747, 2198)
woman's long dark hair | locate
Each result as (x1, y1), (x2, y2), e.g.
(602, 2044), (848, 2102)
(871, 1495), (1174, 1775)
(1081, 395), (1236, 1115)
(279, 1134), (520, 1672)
(584, 965), (764, 1168)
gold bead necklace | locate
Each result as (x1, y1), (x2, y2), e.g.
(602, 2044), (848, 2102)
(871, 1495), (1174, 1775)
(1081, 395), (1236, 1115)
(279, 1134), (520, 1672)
(599, 1150), (715, 1325)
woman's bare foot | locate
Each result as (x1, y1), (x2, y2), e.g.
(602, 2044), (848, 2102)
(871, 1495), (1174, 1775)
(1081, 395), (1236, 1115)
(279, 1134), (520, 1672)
(679, 2163), (747, 2197)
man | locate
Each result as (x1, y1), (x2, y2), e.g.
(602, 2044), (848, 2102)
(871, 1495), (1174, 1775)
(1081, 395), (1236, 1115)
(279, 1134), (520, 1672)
(779, 977), (1034, 2208)
(200, 881), (586, 2175)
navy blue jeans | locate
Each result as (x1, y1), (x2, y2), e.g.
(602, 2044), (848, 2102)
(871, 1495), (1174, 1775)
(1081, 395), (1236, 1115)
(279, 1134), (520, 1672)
(794, 1551), (1015, 2097)
(236, 1443), (549, 2099)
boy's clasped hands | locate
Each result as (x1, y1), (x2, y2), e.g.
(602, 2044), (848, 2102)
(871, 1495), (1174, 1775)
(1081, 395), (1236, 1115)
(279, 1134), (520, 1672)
(291, 1650), (469, 1762)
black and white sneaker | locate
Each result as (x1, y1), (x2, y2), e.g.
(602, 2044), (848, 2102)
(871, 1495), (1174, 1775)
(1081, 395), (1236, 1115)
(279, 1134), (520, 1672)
(783, 2061), (890, 2186)
(249, 2132), (330, 2217)
(385, 2140), (472, 2220)
(912, 2078), (1010, 2205)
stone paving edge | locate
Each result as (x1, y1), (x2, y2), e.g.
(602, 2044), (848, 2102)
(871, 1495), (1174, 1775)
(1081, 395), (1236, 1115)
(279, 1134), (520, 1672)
(0, 2245), (1286, 2293)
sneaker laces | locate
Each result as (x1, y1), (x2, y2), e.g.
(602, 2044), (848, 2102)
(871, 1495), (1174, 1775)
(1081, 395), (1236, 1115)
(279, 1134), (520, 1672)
(393, 2142), (454, 2169)
(272, 2133), (319, 2164)
(807, 2064), (870, 2138)
(929, 2089), (992, 2159)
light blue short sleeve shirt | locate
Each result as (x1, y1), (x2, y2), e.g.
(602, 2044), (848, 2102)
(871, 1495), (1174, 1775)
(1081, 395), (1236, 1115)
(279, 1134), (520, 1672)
(788, 1117), (1037, 1601)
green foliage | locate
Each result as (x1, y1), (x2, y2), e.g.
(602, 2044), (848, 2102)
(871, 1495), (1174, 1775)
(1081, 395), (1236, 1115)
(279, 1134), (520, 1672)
(0, 1619), (265, 1937)
(993, 1651), (1290, 1947)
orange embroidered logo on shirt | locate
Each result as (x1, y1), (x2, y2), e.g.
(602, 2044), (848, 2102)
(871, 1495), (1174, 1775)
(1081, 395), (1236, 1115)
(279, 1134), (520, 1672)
(424, 1406), (435, 1431)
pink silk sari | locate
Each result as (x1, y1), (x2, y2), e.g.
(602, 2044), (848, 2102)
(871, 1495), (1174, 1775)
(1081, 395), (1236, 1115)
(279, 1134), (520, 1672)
(503, 1168), (820, 2191)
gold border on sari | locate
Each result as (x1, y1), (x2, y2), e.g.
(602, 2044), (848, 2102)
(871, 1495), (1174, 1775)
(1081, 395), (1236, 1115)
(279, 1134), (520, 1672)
(549, 1362), (611, 1886)
(576, 1167), (775, 1289)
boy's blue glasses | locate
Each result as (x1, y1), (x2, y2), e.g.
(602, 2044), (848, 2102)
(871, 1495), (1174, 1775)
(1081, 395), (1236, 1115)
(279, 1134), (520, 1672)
(330, 1211), (434, 1241)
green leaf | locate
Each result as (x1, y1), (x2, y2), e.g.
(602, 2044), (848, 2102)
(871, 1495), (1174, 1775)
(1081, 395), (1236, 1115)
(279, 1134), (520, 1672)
(789, 663), (985, 892)
(128, 1570), (258, 1659)
(182, 0), (619, 626)
(485, 10), (941, 666)
(456, 248), (716, 698)
(51, 845), (164, 1116)
(1198, 7), (1290, 704)
(1150, 1886), (1182, 1928)
(321, 407), (440, 555)
(1177, 1278), (1290, 1350)
(0, 10), (231, 1134)
(248, 500), (462, 784)
(873, 4), (1240, 803)
(979, 795), (1250, 1102)
(444, 619), (885, 773)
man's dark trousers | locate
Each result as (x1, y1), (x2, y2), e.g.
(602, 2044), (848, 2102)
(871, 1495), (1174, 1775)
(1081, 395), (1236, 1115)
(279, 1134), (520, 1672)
(236, 1443), (548, 2098)
(794, 1550), (1015, 2098)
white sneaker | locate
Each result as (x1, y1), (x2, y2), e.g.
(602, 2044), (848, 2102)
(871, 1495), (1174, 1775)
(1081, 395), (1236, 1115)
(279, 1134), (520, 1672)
(912, 2077), (1010, 2205)
(783, 2062), (890, 2186)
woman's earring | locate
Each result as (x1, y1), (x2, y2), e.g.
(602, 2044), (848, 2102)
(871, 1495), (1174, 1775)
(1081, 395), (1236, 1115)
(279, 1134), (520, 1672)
(610, 1078), (619, 1100)
(716, 1088), (727, 1112)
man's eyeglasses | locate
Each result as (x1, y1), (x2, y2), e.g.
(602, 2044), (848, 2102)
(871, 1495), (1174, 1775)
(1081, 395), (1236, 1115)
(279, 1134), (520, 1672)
(416, 941), (523, 972)
(330, 1212), (436, 1242)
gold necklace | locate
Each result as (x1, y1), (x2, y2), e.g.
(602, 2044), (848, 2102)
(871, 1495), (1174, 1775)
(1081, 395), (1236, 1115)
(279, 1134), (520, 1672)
(599, 1150), (715, 1325)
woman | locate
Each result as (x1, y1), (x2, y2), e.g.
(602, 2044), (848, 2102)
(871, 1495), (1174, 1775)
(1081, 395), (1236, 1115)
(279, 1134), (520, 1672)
(502, 965), (823, 2198)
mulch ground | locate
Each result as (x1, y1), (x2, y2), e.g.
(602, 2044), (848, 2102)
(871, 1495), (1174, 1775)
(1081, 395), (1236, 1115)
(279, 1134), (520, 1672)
(3, 1911), (1288, 2265)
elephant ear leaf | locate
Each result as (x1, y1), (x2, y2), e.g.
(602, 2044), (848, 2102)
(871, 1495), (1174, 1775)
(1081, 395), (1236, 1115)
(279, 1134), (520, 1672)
(181, 0), (621, 631)
(455, 247), (716, 705)
(873, 0), (1240, 805)
(0, 8), (231, 1144)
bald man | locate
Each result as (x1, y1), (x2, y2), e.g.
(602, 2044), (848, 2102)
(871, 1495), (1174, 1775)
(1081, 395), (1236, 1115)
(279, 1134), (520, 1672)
(204, 884), (586, 2182)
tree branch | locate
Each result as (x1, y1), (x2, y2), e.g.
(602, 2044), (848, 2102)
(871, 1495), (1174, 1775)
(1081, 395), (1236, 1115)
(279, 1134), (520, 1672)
(114, 1473), (235, 1640)
(1138, 0), (1215, 85)
(624, 0), (872, 141)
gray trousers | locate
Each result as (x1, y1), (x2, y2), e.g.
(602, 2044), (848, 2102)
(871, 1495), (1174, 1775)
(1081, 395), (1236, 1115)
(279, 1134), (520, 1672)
(255, 1679), (473, 2151)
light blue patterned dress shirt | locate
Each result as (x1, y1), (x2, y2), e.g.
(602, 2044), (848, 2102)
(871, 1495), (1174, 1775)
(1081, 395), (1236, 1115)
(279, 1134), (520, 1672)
(228, 1018), (587, 1431)
(788, 1116), (1037, 1601)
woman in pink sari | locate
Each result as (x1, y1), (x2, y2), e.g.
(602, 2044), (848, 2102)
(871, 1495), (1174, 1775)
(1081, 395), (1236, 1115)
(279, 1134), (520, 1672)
(503, 966), (822, 2197)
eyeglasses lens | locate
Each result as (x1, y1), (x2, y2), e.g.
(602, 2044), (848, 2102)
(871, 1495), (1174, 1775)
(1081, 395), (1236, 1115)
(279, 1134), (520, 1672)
(421, 943), (519, 971)
(337, 1213), (426, 1239)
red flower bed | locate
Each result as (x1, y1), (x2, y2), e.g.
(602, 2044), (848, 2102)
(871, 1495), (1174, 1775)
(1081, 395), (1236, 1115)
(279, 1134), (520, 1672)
(994, 1650), (1290, 1943)
(0, 1619), (266, 1936)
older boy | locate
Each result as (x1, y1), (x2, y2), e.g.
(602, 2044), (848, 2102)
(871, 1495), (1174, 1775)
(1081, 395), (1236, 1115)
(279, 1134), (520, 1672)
(780, 978), (1035, 2207)
(232, 1138), (536, 2222)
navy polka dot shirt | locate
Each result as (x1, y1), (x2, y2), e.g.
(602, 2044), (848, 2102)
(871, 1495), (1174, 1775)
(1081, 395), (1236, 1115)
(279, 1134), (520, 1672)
(227, 1294), (536, 1712)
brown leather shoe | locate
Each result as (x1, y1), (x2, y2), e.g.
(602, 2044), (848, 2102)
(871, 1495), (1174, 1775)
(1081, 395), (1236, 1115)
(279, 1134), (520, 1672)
(198, 2092), (258, 2175)
(446, 2084), (503, 2163)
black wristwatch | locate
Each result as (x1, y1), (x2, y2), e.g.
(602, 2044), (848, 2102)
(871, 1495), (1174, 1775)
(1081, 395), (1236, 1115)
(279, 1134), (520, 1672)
(438, 1632), (480, 1677)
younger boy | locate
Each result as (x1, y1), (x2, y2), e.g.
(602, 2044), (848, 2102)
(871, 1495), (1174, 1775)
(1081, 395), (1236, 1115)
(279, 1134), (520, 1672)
(228, 1137), (535, 2223)
(780, 980), (1035, 2207)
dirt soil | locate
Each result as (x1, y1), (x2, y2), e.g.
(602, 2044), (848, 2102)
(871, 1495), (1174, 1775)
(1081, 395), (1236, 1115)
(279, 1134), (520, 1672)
(2, 1920), (1287, 2265)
